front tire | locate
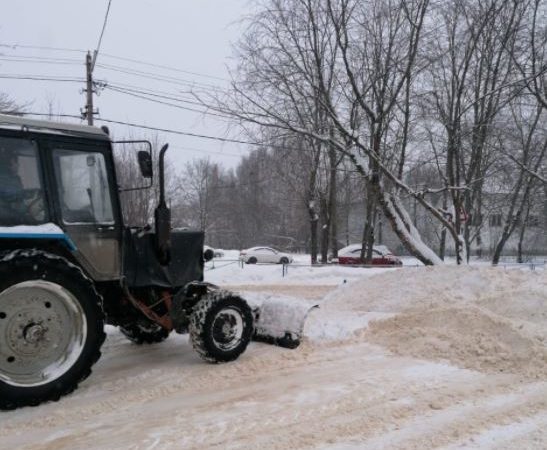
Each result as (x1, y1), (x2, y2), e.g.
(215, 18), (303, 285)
(247, 256), (257, 264)
(189, 291), (253, 363)
(0, 250), (105, 410)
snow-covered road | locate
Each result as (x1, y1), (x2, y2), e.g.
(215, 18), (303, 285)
(1, 260), (545, 449)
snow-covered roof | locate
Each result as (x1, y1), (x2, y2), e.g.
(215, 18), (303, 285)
(0, 114), (109, 139)
(0, 223), (64, 235)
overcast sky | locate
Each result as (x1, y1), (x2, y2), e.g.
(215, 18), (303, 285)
(0, 0), (252, 170)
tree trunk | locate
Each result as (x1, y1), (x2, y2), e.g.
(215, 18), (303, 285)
(320, 195), (329, 263)
(517, 203), (531, 263)
(361, 188), (376, 264)
(308, 199), (319, 264)
(328, 148), (338, 259)
(376, 187), (444, 265)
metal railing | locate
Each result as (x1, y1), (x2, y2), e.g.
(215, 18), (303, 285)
(205, 258), (545, 277)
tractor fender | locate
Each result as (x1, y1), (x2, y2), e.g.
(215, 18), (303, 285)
(0, 223), (76, 251)
(170, 281), (221, 333)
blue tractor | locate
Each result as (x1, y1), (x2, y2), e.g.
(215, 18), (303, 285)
(0, 114), (312, 410)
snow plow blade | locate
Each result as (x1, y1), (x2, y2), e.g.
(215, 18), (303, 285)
(253, 299), (318, 349)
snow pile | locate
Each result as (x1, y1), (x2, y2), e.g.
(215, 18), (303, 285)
(365, 306), (547, 379)
(307, 266), (547, 378)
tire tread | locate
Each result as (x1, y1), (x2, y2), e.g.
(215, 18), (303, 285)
(0, 249), (105, 410)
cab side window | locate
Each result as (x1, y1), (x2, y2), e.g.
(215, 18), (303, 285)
(52, 149), (114, 224)
(0, 137), (48, 226)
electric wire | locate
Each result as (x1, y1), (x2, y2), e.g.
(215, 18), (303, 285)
(0, 43), (228, 83)
(104, 85), (232, 120)
(0, 112), (256, 146)
(94, 0), (113, 64)
(94, 62), (225, 91)
(100, 52), (229, 82)
(0, 111), (365, 176)
(169, 144), (245, 158)
(105, 80), (201, 104)
(0, 55), (81, 65)
(0, 43), (85, 53)
(0, 74), (85, 83)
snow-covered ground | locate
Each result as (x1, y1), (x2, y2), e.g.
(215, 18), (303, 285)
(1, 255), (546, 449)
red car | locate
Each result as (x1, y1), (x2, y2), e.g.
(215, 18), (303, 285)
(336, 244), (402, 266)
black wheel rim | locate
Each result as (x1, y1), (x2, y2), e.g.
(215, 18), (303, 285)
(211, 307), (244, 351)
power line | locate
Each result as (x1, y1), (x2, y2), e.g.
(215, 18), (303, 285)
(0, 56), (81, 65)
(84, 0), (113, 125)
(169, 144), (247, 158)
(1, 53), (226, 92)
(104, 85), (232, 120)
(0, 43), (85, 54)
(0, 111), (375, 175)
(96, 116), (257, 146)
(95, 0), (113, 64)
(203, 174), (283, 189)
(3, 112), (254, 146)
(0, 68), (210, 105)
(0, 68), (229, 120)
(106, 80), (200, 103)
(0, 110), (248, 158)
(0, 44), (229, 83)
(95, 62), (225, 91)
(100, 53), (229, 82)
(0, 74), (85, 83)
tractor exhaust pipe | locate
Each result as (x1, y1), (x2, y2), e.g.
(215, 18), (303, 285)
(155, 144), (171, 265)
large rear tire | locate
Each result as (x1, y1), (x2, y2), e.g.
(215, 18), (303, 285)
(0, 250), (105, 410)
(189, 291), (253, 363)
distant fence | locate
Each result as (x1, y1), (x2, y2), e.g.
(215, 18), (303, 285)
(493, 261), (545, 271)
(205, 258), (545, 277)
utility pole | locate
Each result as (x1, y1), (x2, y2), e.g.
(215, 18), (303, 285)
(83, 51), (97, 125)
(82, 1), (112, 125)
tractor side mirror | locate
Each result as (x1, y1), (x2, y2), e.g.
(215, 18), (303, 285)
(204, 248), (214, 262)
(137, 151), (153, 178)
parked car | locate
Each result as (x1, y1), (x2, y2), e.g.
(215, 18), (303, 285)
(336, 244), (402, 266)
(240, 246), (293, 264)
(204, 245), (224, 259)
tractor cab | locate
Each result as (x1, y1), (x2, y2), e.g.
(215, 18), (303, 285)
(0, 114), (204, 285)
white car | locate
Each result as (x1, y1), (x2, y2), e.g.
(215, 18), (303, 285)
(204, 245), (224, 258)
(239, 246), (293, 264)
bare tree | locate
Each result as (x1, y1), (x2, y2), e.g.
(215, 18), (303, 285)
(423, 0), (523, 262)
(113, 134), (173, 228)
(172, 158), (214, 231)
(0, 92), (26, 115)
(490, 102), (546, 263)
(511, 0), (547, 110)
(204, 0), (344, 262)
(195, 0), (545, 262)
(203, 0), (448, 264)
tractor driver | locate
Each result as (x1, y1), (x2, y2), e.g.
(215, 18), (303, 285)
(0, 149), (43, 225)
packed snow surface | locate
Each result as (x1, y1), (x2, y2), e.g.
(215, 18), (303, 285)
(1, 260), (545, 449)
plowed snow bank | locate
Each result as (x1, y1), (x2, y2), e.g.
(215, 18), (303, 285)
(308, 266), (547, 378)
(366, 306), (547, 378)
